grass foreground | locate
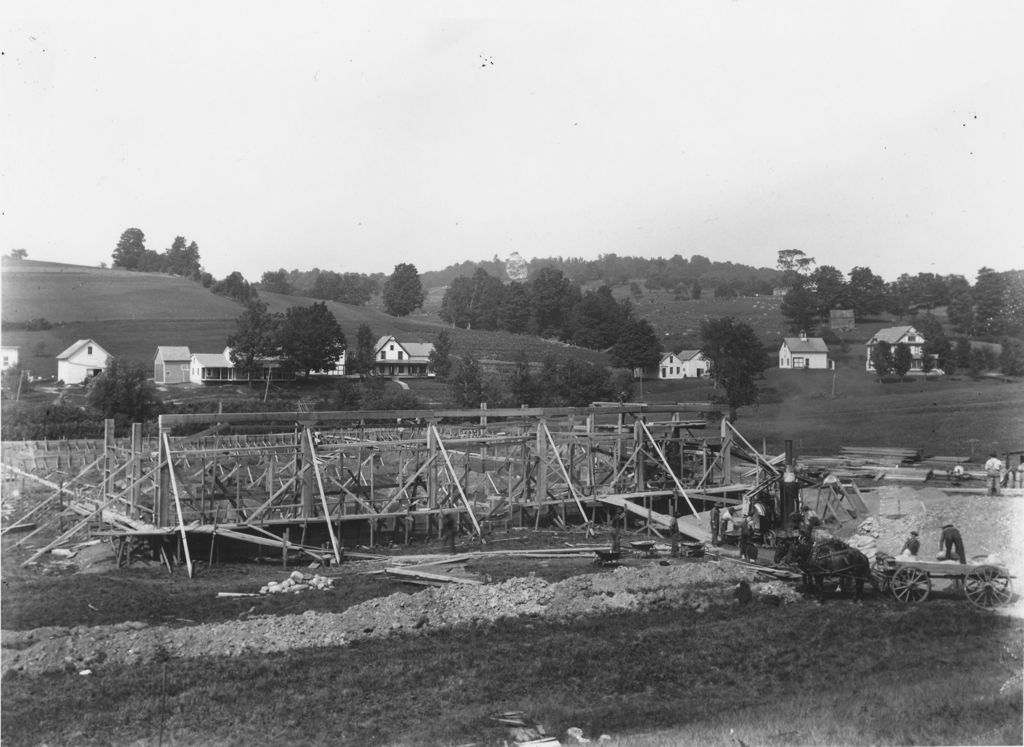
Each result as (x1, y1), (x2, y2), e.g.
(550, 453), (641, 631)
(2, 595), (1021, 746)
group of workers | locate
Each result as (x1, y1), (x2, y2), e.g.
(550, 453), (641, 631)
(947, 453), (1020, 495)
(900, 524), (966, 563)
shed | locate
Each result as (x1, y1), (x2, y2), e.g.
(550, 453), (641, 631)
(57, 339), (111, 384)
(154, 346), (192, 384)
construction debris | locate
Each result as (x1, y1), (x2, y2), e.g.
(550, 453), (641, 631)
(259, 571), (335, 595)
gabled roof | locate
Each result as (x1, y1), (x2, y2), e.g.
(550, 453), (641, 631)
(677, 349), (706, 361)
(155, 346), (192, 361)
(374, 335), (432, 360)
(782, 337), (829, 354)
(659, 352), (680, 363)
(374, 335), (400, 354)
(192, 353), (234, 368)
(402, 342), (434, 360)
(868, 325), (918, 345)
(56, 339), (109, 360)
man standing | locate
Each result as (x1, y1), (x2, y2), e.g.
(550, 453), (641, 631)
(985, 453), (1004, 496)
(710, 503), (722, 546)
(939, 524), (966, 564)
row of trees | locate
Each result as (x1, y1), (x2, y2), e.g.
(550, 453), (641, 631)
(259, 268), (382, 306)
(421, 252), (780, 299)
(778, 249), (1023, 339)
(438, 267), (662, 370)
(226, 301), (346, 379)
(112, 229), (206, 281)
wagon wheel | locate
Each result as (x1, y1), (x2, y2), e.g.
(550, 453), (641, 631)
(891, 566), (931, 603)
(964, 566), (1013, 609)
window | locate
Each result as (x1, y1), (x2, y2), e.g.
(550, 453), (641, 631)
(793, 357), (805, 368)
(380, 351), (386, 360)
(389, 344), (394, 351)
(397, 351), (403, 360)
(661, 367), (666, 377)
(87, 345), (93, 355)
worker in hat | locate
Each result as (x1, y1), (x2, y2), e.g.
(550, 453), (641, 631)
(710, 503), (722, 546)
(938, 524), (966, 564)
(900, 530), (920, 557)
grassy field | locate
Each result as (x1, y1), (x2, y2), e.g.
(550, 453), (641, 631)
(2, 557), (1020, 746)
(1, 261), (611, 379)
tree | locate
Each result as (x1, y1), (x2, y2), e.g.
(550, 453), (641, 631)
(382, 263), (425, 316)
(776, 249), (815, 286)
(954, 337), (973, 372)
(165, 236), (201, 277)
(112, 228), (147, 269)
(227, 300), (280, 381)
(528, 267), (578, 339)
(946, 275), (975, 333)
(498, 282), (531, 334)
(809, 265), (847, 319)
(847, 266), (887, 318)
(571, 286), (630, 349)
(6, 248), (27, 260)
(349, 324), (377, 379)
(973, 267), (1008, 337)
(870, 341), (894, 379)
(505, 348), (536, 406)
(429, 330), (454, 380)
(212, 271), (259, 304)
(892, 342), (913, 377)
(779, 282), (818, 334)
(278, 302), (346, 378)
(87, 358), (162, 424)
(999, 337), (1024, 377)
(448, 354), (484, 407)
(699, 318), (768, 420)
(1, 363), (30, 399)
(609, 318), (661, 371)
(259, 269), (292, 294)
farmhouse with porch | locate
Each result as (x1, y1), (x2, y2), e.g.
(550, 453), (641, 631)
(640, 349), (711, 380)
(57, 339), (111, 384)
(865, 325), (925, 372)
(778, 333), (831, 369)
(374, 336), (434, 377)
(155, 346), (347, 384)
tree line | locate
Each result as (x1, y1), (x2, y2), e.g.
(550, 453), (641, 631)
(438, 266), (662, 371)
(777, 249), (1024, 340)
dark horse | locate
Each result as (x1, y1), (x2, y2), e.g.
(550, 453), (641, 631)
(774, 536), (874, 602)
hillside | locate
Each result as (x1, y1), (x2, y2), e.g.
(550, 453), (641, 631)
(0, 260), (609, 378)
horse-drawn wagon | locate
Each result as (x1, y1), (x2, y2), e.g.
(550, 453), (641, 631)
(873, 556), (1014, 609)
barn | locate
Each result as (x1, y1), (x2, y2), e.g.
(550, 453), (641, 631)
(154, 346), (192, 384)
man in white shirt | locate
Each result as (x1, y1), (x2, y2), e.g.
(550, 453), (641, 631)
(984, 453), (1004, 496)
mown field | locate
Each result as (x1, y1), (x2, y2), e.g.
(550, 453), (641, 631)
(2, 547), (1021, 747)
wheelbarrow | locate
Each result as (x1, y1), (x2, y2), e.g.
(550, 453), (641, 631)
(594, 549), (621, 567)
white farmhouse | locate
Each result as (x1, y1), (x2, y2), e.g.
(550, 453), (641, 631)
(374, 336), (434, 377)
(57, 339), (111, 384)
(779, 333), (831, 369)
(865, 325), (926, 372)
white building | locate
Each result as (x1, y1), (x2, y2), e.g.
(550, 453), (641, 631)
(779, 333), (831, 369)
(1, 346), (20, 372)
(865, 325), (926, 372)
(56, 339), (111, 384)
(374, 336), (434, 377)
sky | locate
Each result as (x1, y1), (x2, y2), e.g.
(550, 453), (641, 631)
(2, 1), (1022, 283)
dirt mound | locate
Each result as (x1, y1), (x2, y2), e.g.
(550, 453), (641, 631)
(2, 561), (788, 677)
